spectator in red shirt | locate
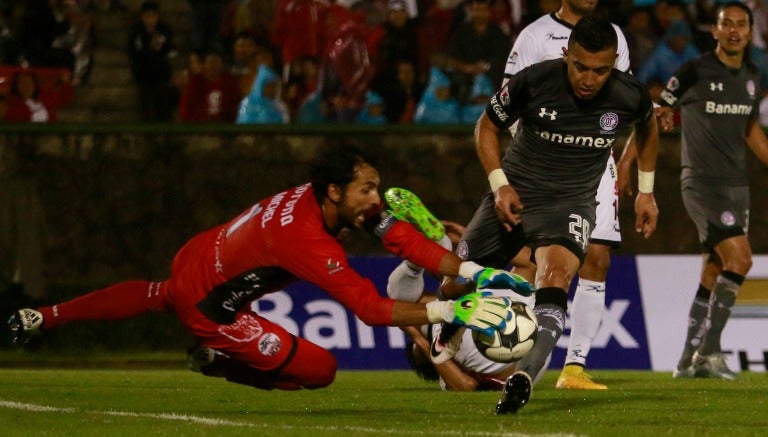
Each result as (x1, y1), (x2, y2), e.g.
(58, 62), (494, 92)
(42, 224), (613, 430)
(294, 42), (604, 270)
(4, 70), (73, 122)
(272, 0), (329, 80)
(178, 51), (240, 122)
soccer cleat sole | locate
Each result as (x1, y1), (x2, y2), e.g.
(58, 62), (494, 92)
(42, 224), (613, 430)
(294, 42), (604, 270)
(384, 187), (445, 240)
(7, 309), (43, 345)
(495, 371), (532, 414)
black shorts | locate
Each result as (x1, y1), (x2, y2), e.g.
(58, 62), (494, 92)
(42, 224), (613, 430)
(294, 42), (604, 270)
(456, 192), (594, 266)
(681, 180), (748, 252)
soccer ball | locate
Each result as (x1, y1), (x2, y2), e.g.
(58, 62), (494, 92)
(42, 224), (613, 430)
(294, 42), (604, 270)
(472, 301), (538, 363)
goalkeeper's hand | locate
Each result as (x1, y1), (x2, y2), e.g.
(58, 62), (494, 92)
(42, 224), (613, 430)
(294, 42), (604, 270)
(457, 261), (535, 296)
(426, 292), (512, 337)
(473, 267), (535, 296)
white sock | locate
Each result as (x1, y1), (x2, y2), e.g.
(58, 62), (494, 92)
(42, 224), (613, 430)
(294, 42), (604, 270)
(386, 260), (425, 302)
(565, 278), (606, 366)
(436, 234), (453, 251)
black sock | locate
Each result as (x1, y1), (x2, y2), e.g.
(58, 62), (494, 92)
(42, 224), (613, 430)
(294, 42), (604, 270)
(677, 285), (711, 369)
(515, 287), (567, 380)
(700, 272), (740, 355)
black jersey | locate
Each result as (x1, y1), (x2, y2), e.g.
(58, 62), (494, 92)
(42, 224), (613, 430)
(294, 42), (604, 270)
(659, 52), (760, 186)
(486, 59), (653, 205)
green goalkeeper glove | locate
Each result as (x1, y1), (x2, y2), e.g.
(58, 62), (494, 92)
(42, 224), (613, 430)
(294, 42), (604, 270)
(473, 267), (535, 297)
(458, 262), (535, 297)
(426, 292), (512, 337)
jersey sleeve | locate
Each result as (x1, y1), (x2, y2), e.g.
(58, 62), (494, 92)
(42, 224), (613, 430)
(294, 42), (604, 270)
(636, 86), (654, 124)
(503, 27), (540, 77)
(279, 234), (396, 326)
(659, 60), (698, 108)
(614, 24), (632, 73)
(485, 68), (529, 129)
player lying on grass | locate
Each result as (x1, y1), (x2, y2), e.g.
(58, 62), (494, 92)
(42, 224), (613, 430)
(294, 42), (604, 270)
(382, 193), (534, 392)
(7, 144), (527, 391)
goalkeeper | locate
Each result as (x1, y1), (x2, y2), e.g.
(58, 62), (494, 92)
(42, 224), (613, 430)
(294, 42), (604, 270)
(8, 145), (519, 391)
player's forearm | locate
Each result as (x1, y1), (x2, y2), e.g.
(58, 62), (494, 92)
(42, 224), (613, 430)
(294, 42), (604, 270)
(617, 130), (637, 169)
(389, 300), (432, 326)
(437, 360), (480, 391)
(635, 116), (659, 173)
(474, 113), (504, 178)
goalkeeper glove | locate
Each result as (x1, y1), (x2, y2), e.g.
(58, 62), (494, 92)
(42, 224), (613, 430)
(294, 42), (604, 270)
(473, 267), (535, 296)
(426, 292), (512, 337)
(458, 261), (535, 296)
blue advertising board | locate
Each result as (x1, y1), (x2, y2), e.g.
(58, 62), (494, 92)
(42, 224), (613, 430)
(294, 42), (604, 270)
(252, 255), (651, 370)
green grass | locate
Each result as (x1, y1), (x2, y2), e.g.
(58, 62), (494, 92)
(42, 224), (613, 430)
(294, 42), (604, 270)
(0, 366), (766, 436)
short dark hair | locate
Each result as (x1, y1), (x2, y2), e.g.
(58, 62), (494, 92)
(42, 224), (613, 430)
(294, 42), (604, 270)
(569, 14), (618, 53)
(716, 1), (753, 28)
(309, 144), (378, 204)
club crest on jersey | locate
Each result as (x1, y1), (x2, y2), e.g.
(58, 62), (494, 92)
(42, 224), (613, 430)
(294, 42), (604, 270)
(599, 112), (619, 132)
(539, 107), (557, 120)
(457, 240), (469, 260)
(500, 87), (510, 106)
(258, 332), (282, 356)
(720, 211), (736, 227)
(667, 76), (680, 91)
(507, 51), (518, 66)
(747, 80), (756, 97)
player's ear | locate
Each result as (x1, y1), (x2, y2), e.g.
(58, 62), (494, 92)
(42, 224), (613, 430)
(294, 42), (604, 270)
(561, 47), (568, 59)
(327, 183), (342, 203)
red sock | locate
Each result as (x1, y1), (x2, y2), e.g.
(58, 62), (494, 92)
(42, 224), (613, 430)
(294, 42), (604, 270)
(39, 280), (170, 330)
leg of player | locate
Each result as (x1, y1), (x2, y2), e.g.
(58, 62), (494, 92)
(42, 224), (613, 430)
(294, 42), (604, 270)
(692, 236), (750, 380)
(556, 243), (609, 390)
(673, 254), (720, 378)
(496, 245), (575, 414)
(556, 158), (618, 389)
(383, 186), (450, 296)
(188, 317), (338, 390)
(7, 280), (171, 345)
(510, 248), (536, 306)
(509, 247), (551, 385)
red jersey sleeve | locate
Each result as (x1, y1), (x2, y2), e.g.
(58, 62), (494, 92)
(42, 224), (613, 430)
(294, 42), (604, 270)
(279, 233), (396, 326)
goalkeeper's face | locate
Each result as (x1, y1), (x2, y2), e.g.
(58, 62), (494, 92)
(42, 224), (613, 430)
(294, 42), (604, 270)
(337, 163), (382, 229)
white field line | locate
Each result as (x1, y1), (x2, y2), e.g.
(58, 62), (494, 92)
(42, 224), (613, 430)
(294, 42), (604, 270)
(0, 398), (580, 437)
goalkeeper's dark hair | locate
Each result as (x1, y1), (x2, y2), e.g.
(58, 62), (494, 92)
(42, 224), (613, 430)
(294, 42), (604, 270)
(568, 14), (618, 54)
(404, 340), (440, 381)
(309, 144), (378, 205)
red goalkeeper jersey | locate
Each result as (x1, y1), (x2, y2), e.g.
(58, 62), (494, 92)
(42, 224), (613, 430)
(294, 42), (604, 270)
(168, 183), (447, 327)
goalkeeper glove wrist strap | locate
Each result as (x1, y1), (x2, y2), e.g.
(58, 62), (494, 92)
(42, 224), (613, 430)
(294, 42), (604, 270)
(426, 300), (453, 323)
(459, 261), (483, 282)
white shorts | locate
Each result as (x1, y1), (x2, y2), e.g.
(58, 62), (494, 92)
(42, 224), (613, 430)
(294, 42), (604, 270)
(591, 154), (621, 246)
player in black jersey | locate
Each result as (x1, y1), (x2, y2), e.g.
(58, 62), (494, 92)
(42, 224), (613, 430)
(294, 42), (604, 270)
(657, 2), (768, 381)
(439, 15), (660, 413)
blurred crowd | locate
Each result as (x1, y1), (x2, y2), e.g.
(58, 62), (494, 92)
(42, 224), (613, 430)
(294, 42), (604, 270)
(1, 0), (768, 124)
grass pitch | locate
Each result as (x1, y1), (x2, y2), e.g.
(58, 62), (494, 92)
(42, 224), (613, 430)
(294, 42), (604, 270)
(0, 361), (766, 436)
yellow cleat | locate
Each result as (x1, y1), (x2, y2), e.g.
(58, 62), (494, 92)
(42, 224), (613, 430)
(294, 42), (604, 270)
(555, 364), (608, 390)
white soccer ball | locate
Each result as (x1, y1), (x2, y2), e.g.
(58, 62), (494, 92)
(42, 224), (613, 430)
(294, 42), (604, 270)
(472, 301), (538, 363)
